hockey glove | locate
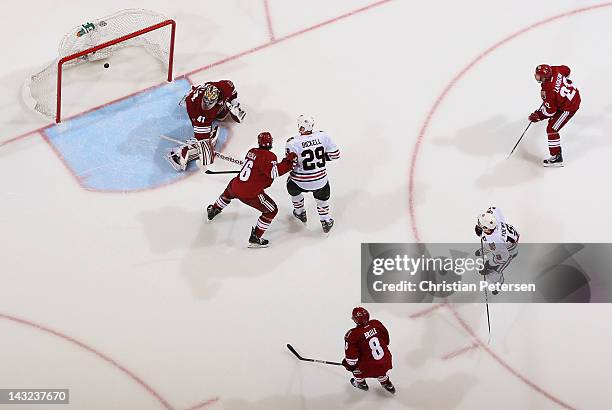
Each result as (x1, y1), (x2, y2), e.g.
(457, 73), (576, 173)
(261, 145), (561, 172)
(528, 111), (544, 123)
(479, 261), (496, 276)
(285, 151), (298, 163)
(342, 359), (358, 372)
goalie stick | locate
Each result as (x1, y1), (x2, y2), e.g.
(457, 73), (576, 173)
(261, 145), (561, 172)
(286, 344), (342, 366)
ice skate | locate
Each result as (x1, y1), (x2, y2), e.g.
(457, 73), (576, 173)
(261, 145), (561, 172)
(543, 154), (563, 167)
(381, 381), (396, 395)
(321, 218), (334, 234)
(248, 227), (269, 248)
(293, 209), (307, 223)
(206, 205), (221, 221)
(350, 378), (369, 392)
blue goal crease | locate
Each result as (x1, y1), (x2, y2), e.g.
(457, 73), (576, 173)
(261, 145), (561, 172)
(43, 78), (229, 192)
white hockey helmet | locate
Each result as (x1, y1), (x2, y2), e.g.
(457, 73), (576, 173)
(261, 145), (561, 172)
(478, 212), (497, 231)
(297, 115), (315, 133)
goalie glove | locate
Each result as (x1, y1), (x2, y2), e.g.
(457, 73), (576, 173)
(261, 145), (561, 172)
(226, 99), (246, 123)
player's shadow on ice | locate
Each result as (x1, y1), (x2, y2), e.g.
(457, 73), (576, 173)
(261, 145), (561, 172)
(219, 372), (475, 409)
(178, 206), (309, 299)
(431, 114), (609, 189)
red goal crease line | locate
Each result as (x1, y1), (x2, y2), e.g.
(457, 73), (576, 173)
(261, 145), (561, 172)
(0, 0), (395, 149)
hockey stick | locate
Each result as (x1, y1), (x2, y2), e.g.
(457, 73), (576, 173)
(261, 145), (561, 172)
(286, 344), (342, 366)
(480, 237), (492, 340)
(506, 121), (533, 159)
(205, 170), (239, 174)
(507, 104), (543, 159)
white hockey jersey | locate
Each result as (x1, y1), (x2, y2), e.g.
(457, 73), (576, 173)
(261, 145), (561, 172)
(285, 130), (340, 191)
(481, 207), (520, 267)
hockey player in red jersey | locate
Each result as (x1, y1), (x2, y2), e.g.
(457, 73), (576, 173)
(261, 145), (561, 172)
(166, 80), (246, 171)
(206, 132), (297, 248)
(342, 307), (395, 394)
(528, 64), (581, 167)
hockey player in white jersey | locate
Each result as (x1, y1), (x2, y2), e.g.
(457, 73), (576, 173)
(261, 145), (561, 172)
(285, 115), (340, 233)
(475, 207), (520, 294)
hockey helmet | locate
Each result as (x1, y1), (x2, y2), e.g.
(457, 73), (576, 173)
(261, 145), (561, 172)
(478, 212), (497, 231)
(297, 115), (315, 133)
(535, 64), (552, 83)
(257, 131), (273, 149)
(352, 307), (370, 326)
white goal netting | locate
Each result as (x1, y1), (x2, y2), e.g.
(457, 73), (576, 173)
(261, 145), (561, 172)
(25, 9), (174, 122)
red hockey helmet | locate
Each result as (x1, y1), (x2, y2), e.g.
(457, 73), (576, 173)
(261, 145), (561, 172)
(535, 64), (552, 83)
(352, 307), (370, 326)
(257, 132), (273, 149)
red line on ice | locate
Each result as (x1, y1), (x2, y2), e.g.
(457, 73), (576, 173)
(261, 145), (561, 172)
(184, 397), (220, 410)
(409, 3), (612, 408)
(447, 308), (576, 409)
(409, 303), (444, 318)
(441, 342), (479, 361)
(263, 0), (275, 41)
(0, 312), (174, 409)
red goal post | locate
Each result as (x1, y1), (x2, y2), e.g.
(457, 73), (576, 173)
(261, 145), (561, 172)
(25, 9), (176, 123)
(56, 19), (176, 123)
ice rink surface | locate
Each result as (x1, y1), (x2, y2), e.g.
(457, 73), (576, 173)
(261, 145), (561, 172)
(1, 1), (611, 409)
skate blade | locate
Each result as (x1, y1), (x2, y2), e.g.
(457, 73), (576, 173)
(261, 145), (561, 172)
(543, 162), (564, 168)
(248, 242), (269, 249)
(350, 382), (369, 391)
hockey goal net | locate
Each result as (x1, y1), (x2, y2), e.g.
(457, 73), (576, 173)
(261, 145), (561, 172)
(25, 9), (176, 123)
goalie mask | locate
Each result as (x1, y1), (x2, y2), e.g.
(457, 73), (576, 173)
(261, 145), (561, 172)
(202, 84), (220, 109)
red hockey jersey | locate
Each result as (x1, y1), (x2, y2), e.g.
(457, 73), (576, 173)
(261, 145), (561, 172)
(185, 80), (237, 140)
(230, 148), (293, 198)
(344, 319), (393, 378)
(539, 65), (581, 117)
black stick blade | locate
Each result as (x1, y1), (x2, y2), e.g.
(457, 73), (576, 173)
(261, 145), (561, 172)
(205, 170), (240, 174)
(286, 344), (303, 360)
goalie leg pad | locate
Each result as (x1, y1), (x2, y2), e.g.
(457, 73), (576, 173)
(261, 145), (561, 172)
(166, 135), (216, 171)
